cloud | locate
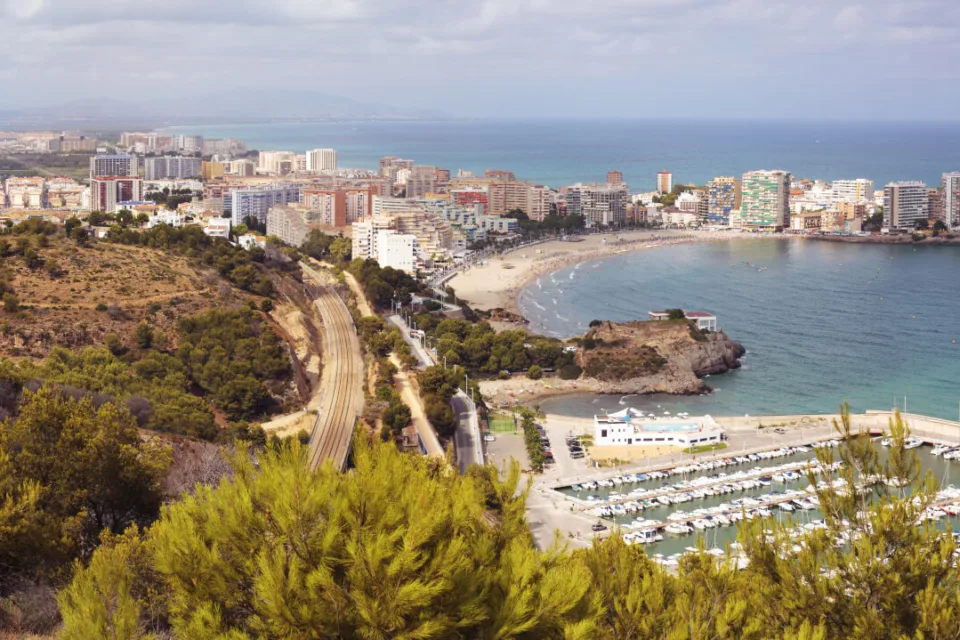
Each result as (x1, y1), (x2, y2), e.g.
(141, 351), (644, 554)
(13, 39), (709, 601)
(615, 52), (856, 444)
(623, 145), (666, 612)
(2, 0), (960, 118)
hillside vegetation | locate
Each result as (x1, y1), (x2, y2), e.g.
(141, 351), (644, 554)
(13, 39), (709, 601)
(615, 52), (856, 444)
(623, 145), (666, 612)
(0, 221), (250, 358)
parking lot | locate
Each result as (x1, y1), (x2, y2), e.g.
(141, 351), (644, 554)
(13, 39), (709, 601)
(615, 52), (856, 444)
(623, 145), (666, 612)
(483, 431), (529, 475)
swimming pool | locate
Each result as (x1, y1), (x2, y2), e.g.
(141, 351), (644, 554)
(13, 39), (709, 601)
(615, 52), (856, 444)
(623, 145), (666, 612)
(639, 423), (700, 432)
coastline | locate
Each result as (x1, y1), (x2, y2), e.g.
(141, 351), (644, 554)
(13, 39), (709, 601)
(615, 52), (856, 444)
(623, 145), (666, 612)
(449, 230), (750, 319)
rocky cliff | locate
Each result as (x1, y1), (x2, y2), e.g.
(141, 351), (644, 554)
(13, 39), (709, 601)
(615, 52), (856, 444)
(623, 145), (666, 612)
(575, 319), (745, 395)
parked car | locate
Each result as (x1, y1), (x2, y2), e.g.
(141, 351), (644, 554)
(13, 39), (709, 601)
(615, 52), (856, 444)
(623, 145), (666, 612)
(483, 434), (496, 442)
(774, 428), (786, 434)
(571, 451), (585, 459)
(543, 455), (556, 464)
(591, 523), (607, 532)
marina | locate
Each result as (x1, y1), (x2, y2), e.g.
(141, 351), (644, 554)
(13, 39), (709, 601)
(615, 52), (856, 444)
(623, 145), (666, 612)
(550, 435), (960, 559)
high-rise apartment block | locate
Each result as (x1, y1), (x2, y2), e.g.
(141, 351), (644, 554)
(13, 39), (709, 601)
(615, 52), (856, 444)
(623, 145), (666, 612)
(258, 151), (298, 174)
(832, 179), (874, 204)
(202, 138), (246, 156)
(707, 176), (740, 226)
(230, 184), (300, 226)
(299, 188), (347, 227)
(90, 154), (139, 179)
(529, 186), (556, 221)
(657, 171), (673, 195)
(90, 176), (143, 212)
(405, 166), (437, 198)
(566, 182), (628, 226)
(144, 156), (202, 180)
(607, 170), (624, 185)
(306, 149), (338, 172)
(883, 182), (928, 230)
(738, 170), (791, 229)
(174, 135), (204, 154)
(941, 173), (960, 230)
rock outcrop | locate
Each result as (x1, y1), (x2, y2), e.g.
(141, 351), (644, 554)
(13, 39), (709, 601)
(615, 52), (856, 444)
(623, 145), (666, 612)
(575, 319), (745, 395)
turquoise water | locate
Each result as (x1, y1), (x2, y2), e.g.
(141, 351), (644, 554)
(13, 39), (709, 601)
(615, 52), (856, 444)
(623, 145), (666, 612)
(163, 119), (960, 190)
(645, 423), (699, 432)
(527, 238), (960, 421)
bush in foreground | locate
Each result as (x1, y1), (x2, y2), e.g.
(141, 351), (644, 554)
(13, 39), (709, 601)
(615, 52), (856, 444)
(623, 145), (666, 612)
(57, 408), (960, 639)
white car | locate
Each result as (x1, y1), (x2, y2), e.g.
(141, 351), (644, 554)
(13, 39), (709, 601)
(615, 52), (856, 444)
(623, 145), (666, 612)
(483, 434), (496, 442)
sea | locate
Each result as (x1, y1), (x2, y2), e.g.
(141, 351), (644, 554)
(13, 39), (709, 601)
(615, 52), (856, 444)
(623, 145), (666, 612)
(161, 118), (960, 191)
(520, 238), (960, 421)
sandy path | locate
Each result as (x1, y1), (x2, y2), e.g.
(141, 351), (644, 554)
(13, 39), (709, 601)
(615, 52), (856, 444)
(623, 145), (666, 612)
(390, 353), (444, 457)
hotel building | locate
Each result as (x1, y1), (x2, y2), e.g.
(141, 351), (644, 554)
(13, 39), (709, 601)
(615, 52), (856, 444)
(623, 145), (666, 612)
(883, 182), (928, 230)
(706, 176), (740, 226)
(306, 149), (338, 172)
(942, 173), (960, 230)
(737, 170), (791, 230)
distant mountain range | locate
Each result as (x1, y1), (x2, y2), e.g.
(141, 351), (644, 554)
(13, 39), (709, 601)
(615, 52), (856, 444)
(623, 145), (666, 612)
(0, 91), (443, 129)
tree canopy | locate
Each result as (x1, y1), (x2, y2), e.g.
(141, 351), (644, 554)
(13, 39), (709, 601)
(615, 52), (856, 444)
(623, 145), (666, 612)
(56, 408), (960, 639)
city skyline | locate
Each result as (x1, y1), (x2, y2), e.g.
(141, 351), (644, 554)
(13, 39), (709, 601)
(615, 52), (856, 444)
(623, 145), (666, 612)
(2, 0), (960, 120)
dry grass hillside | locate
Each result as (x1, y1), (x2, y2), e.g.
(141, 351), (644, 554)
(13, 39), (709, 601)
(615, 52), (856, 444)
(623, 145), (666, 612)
(1, 237), (232, 358)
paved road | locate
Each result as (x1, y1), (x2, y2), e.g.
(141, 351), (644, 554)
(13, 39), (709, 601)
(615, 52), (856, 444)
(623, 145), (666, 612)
(451, 392), (482, 472)
(388, 315), (433, 369)
(301, 263), (365, 472)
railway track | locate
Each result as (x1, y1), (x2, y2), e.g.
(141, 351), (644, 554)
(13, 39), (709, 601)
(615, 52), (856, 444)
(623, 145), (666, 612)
(302, 265), (364, 472)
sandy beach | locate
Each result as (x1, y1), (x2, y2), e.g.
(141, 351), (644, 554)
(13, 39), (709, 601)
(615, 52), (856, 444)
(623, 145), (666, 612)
(448, 230), (747, 316)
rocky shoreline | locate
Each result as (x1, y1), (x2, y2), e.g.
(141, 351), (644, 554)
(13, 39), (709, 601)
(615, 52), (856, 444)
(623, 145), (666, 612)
(481, 318), (746, 405)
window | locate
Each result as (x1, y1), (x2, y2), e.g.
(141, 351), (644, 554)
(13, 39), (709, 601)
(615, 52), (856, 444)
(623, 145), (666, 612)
(601, 429), (608, 438)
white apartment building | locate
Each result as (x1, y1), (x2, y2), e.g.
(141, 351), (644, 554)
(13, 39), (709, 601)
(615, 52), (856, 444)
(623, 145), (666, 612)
(832, 179), (874, 204)
(676, 190), (699, 212)
(377, 232), (417, 273)
(230, 184), (300, 226)
(203, 217), (231, 239)
(146, 210), (184, 228)
(174, 135), (204, 154)
(144, 156), (202, 180)
(90, 154), (139, 178)
(306, 149), (337, 172)
(352, 218), (418, 273)
(883, 182), (928, 230)
(942, 172), (960, 230)
(258, 151), (298, 174)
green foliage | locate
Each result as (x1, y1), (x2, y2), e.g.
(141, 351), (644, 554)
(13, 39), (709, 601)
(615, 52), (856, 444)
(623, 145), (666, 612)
(176, 308), (290, 421)
(558, 364), (583, 380)
(134, 322), (154, 350)
(589, 319), (603, 327)
(57, 438), (599, 639)
(527, 364), (543, 380)
(51, 406), (960, 638)
(519, 408), (545, 472)
(0, 387), (170, 588)
(347, 258), (420, 310)
(666, 308), (686, 320)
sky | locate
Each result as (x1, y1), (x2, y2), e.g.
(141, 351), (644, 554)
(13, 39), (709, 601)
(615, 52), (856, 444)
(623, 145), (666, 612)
(1, 0), (959, 119)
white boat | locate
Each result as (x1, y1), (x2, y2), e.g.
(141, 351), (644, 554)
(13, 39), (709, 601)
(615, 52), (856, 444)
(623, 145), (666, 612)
(904, 438), (923, 450)
(880, 438), (891, 447)
(931, 444), (951, 456)
(635, 530), (664, 544)
(657, 496), (672, 505)
(665, 523), (693, 535)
